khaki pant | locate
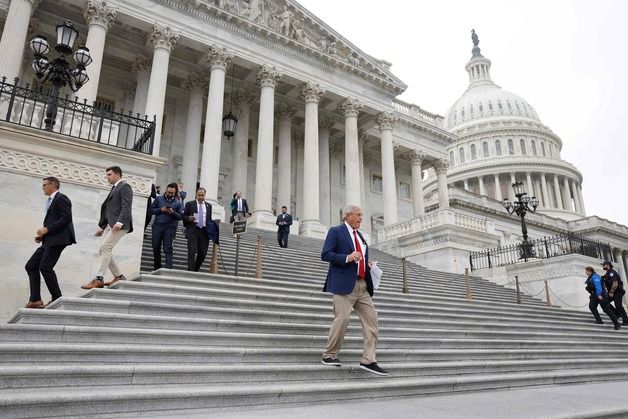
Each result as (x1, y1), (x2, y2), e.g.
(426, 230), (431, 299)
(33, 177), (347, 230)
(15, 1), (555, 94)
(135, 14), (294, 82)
(94, 227), (128, 277)
(323, 280), (379, 364)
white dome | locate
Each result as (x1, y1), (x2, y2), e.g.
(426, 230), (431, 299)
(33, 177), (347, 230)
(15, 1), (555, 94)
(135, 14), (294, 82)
(444, 83), (541, 130)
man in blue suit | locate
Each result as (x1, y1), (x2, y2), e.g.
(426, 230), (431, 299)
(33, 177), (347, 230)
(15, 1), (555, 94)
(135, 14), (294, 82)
(321, 204), (388, 376)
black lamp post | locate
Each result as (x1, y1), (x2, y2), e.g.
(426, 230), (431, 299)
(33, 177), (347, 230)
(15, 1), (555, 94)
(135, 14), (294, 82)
(501, 181), (539, 260)
(222, 63), (238, 138)
(30, 21), (92, 131)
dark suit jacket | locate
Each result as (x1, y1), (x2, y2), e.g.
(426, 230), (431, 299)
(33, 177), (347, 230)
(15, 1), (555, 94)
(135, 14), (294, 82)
(42, 192), (76, 247)
(230, 197), (249, 216)
(321, 224), (373, 297)
(99, 180), (134, 233)
(183, 200), (212, 239)
(276, 213), (293, 233)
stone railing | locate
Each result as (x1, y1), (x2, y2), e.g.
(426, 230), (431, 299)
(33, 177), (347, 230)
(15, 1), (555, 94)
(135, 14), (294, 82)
(376, 208), (491, 243)
(393, 99), (443, 127)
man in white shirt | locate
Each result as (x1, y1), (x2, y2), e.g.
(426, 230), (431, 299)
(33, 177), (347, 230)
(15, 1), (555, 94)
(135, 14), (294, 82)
(183, 188), (213, 271)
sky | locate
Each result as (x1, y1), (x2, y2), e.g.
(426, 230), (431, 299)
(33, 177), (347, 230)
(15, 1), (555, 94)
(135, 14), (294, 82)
(298, 0), (628, 228)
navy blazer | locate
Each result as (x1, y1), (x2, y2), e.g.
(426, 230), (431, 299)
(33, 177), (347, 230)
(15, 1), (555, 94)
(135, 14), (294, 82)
(276, 213), (293, 233)
(321, 224), (373, 297)
(43, 192), (76, 247)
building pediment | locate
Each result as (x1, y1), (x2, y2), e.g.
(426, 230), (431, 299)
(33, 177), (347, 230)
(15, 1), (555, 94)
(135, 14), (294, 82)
(160, 0), (407, 95)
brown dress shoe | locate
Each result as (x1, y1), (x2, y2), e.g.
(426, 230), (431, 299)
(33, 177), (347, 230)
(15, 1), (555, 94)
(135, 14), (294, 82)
(81, 279), (104, 290)
(104, 274), (127, 287)
(25, 300), (45, 309)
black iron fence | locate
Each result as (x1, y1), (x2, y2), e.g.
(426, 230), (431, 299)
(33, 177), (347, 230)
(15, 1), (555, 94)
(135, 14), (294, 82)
(470, 233), (613, 271)
(0, 77), (155, 154)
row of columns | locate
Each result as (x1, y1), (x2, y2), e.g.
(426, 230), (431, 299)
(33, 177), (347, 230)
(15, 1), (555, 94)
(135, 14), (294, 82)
(458, 172), (586, 215)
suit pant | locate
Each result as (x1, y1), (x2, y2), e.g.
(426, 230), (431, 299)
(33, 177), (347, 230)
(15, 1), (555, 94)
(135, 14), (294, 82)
(610, 290), (628, 322)
(323, 280), (379, 364)
(152, 224), (177, 269)
(589, 295), (619, 325)
(187, 226), (209, 272)
(95, 227), (127, 278)
(25, 244), (66, 302)
(277, 230), (289, 248)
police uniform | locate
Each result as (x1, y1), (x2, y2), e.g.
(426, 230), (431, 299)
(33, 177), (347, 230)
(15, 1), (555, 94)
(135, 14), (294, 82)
(586, 271), (620, 328)
(603, 264), (628, 323)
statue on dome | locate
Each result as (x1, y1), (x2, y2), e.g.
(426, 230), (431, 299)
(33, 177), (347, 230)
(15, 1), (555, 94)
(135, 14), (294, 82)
(471, 29), (479, 47)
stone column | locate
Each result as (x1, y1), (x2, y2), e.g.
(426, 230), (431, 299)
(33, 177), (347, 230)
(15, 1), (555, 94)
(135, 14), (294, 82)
(434, 160), (449, 209)
(553, 174), (563, 210)
(577, 183), (586, 215)
(276, 104), (295, 213)
(508, 173), (516, 202)
(562, 177), (572, 211)
(541, 173), (550, 208)
(299, 82), (326, 237)
(198, 46), (232, 221)
(463, 179), (469, 191)
(180, 75), (206, 196)
(131, 55), (151, 117)
(319, 118), (334, 227)
(0, 0), (39, 80)
(622, 251), (628, 291)
(250, 65), (282, 229)
(80, 1), (117, 104)
(494, 174), (503, 201)
(377, 112), (399, 225)
(231, 91), (256, 197)
(341, 97), (362, 206)
(479, 175), (486, 196)
(526, 172), (534, 198)
(409, 149), (426, 216)
(144, 24), (179, 156)
(570, 180), (581, 213)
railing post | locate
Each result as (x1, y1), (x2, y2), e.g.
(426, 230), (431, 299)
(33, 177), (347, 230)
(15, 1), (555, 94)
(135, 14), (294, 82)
(515, 275), (521, 304)
(255, 235), (263, 279)
(402, 258), (409, 294)
(487, 251), (492, 268)
(5, 77), (19, 122)
(469, 255), (473, 272)
(544, 280), (551, 306)
(209, 243), (218, 274)
(465, 268), (472, 301)
(544, 237), (550, 258)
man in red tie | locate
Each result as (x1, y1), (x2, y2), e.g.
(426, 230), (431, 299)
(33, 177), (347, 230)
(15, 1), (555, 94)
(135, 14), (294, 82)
(320, 204), (387, 376)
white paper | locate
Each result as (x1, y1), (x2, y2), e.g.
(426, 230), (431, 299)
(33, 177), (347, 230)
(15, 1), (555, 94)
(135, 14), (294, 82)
(370, 262), (382, 289)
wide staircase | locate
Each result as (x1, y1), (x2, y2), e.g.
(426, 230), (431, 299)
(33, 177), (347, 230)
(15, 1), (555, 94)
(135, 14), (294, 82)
(2, 224), (628, 417)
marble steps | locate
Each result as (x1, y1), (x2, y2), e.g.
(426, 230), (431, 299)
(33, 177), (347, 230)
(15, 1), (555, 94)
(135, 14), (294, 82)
(3, 369), (628, 419)
(49, 296), (613, 335)
(1, 358), (620, 390)
(11, 309), (627, 343)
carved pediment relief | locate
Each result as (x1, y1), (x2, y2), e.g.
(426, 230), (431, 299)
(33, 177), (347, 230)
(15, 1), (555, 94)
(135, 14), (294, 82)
(161, 0), (407, 94)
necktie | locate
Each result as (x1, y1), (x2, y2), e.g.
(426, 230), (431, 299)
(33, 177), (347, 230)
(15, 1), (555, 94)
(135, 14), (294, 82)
(197, 203), (204, 228)
(45, 197), (52, 213)
(353, 230), (365, 278)
(238, 199), (242, 211)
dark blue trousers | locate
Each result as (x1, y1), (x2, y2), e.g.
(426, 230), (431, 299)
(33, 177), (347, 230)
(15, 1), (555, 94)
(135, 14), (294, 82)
(152, 224), (177, 269)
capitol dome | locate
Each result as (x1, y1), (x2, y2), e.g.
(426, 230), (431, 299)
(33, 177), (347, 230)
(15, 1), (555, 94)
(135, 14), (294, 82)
(444, 40), (541, 131)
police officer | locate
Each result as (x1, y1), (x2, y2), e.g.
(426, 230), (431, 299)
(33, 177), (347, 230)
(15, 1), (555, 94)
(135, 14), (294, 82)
(585, 266), (621, 329)
(602, 260), (628, 323)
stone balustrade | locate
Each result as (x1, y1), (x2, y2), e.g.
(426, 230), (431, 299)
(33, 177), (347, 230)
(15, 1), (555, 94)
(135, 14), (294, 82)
(393, 98), (443, 127)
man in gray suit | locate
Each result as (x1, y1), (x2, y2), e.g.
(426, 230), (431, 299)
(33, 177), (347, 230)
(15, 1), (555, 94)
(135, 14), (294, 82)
(81, 166), (133, 289)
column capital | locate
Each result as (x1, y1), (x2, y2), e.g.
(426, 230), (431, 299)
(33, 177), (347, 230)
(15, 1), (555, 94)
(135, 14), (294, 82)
(207, 45), (233, 70)
(319, 117), (335, 134)
(340, 97), (362, 118)
(358, 130), (368, 146)
(301, 81), (325, 103)
(434, 159), (449, 175)
(277, 103), (296, 122)
(257, 64), (282, 88)
(376, 111), (398, 131)
(408, 149), (426, 166)
(84, 0), (118, 30)
(234, 90), (257, 108)
(132, 55), (151, 73)
(150, 24), (179, 53)
(182, 74), (208, 91)
(27, 0), (42, 9)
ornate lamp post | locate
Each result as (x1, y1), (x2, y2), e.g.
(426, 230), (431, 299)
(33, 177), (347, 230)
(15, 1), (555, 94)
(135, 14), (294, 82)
(30, 21), (92, 131)
(501, 181), (539, 260)
(221, 63), (238, 138)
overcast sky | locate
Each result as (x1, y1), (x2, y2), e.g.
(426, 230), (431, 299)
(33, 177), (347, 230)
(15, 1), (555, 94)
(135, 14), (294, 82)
(298, 0), (628, 228)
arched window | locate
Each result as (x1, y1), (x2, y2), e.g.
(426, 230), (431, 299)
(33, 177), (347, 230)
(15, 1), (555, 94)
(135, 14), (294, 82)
(531, 140), (537, 156)
(470, 144), (477, 160)
(508, 139), (514, 155)
(495, 140), (502, 156)
(449, 150), (454, 165)
(459, 147), (466, 163)
(520, 139), (526, 155)
(541, 142), (546, 156)
(482, 141), (489, 157)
